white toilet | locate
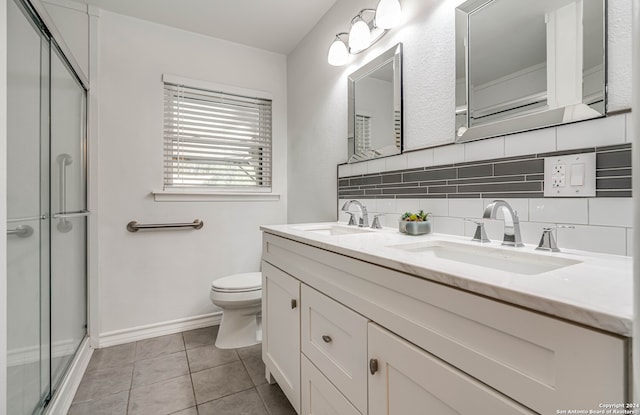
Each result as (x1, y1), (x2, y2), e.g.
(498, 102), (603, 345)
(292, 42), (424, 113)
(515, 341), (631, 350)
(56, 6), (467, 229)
(210, 272), (262, 349)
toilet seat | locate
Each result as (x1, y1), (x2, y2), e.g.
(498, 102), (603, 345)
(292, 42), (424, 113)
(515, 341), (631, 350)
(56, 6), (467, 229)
(211, 272), (262, 293)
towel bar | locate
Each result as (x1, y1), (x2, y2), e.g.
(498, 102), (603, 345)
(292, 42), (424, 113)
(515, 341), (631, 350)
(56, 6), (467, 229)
(126, 219), (204, 232)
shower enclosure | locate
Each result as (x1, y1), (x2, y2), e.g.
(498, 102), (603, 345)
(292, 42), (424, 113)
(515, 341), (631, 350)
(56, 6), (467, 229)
(6, 0), (88, 413)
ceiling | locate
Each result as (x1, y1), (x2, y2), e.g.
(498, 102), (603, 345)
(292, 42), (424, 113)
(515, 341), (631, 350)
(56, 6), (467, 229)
(75, 0), (338, 54)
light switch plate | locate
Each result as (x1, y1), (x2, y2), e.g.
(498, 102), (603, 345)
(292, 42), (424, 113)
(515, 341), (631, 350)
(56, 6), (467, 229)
(544, 153), (596, 197)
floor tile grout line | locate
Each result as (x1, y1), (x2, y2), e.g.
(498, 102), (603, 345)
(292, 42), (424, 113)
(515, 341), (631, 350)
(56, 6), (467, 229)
(182, 332), (199, 415)
(255, 384), (274, 415)
(125, 387), (131, 415)
(126, 363), (135, 415)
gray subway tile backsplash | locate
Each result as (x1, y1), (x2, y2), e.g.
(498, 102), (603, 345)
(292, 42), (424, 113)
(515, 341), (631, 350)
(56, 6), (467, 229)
(448, 175), (525, 185)
(597, 177), (632, 189)
(537, 147), (596, 157)
(403, 168), (457, 182)
(596, 190), (632, 197)
(596, 168), (632, 177)
(458, 181), (542, 194)
(493, 159), (544, 176)
(596, 151), (632, 169)
(458, 164), (493, 178)
(338, 145), (632, 199)
(381, 173), (402, 183)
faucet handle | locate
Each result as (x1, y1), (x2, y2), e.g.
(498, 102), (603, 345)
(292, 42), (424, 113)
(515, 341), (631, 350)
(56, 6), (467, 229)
(536, 225), (574, 252)
(345, 212), (357, 226)
(371, 213), (384, 229)
(465, 218), (490, 243)
(536, 227), (559, 252)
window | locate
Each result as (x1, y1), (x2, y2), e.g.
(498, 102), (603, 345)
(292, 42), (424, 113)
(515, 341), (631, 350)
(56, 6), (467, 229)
(355, 114), (371, 153)
(163, 75), (272, 192)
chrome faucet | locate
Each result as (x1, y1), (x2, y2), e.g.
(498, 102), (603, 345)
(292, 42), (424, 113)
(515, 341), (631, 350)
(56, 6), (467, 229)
(483, 200), (524, 247)
(341, 200), (369, 227)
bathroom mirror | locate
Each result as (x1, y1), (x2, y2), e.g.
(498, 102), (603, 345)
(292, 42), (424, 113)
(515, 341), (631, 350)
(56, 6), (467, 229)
(455, 0), (606, 142)
(348, 43), (402, 163)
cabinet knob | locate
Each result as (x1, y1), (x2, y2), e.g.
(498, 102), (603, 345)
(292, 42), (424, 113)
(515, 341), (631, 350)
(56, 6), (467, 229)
(369, 358), (379, 375)
(322, 335), (332, 343)
(291, 299), (297, 309)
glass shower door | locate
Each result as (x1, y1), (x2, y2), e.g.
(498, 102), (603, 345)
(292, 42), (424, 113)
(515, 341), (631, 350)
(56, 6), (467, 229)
(49, 45), (88, 392)
(6, 0), (51, 412)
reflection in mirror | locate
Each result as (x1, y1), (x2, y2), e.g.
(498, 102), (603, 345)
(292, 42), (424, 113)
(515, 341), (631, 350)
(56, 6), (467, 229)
(455, 0), (606, 142)
(348, 43), (402, 163)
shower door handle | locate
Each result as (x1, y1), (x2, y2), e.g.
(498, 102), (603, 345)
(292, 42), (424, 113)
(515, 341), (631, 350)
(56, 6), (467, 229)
(7, 225), (34, 238)
(56, 153), (73, 233)
(53, 211), (90, 219)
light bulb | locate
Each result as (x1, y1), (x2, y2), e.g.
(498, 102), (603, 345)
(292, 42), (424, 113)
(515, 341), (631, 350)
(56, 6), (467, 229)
(375, 0), (402, 29)
(349, 18), (371, 53)
(328, 37), (349, 66)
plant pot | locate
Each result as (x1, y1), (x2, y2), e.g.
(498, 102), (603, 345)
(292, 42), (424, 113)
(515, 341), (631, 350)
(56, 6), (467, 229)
(399, 220), (431, 235)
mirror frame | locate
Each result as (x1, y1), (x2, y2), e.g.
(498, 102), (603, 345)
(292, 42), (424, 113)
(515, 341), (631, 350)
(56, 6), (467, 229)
(455, 0), (607, 143)
(348, 43), (403, 162)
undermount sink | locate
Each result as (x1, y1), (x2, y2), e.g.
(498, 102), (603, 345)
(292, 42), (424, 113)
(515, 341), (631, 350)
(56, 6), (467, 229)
(387, 240), (581, 275)
(298, 225), (374, 236)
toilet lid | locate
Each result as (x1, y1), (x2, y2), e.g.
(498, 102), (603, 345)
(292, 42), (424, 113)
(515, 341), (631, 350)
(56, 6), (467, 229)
(212, 272), (262, 292)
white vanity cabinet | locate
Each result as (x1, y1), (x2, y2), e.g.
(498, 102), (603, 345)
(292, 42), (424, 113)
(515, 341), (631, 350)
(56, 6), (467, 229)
(261, 231), (628, 415)
(262, 262), (301, 413)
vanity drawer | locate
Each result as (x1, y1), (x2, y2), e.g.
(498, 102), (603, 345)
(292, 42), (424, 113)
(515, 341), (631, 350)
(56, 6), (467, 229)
(301, 355), (361, 415)
(301, 284), (368, 414)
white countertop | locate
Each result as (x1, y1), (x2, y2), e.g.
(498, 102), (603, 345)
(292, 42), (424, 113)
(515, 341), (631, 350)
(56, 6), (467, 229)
(261, 222), (633, 337)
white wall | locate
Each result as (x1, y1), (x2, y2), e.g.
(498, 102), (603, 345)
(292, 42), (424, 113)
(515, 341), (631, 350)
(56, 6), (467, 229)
(96, 11), (287, 340)
(287, 0), (632, 224)
(0, 0), (8, 412)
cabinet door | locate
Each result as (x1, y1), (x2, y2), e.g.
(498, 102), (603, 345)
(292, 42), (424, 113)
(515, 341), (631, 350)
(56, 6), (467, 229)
(301, 355), (361, 415)
(368, 323), (535, 415)
(262, 262), (301, 413)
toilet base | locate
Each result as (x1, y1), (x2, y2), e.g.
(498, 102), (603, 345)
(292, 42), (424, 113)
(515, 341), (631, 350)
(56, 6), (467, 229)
(215, 308), (262, 349)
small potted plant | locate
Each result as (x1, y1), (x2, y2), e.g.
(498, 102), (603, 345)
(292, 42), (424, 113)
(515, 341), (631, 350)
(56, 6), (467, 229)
(399, 210), (432, 235)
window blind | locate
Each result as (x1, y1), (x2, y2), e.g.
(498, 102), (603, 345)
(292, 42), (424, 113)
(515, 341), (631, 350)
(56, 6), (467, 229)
(163, 82), (272, 190)
(355, 114), (371, 153)
(394, 110), (401, 149)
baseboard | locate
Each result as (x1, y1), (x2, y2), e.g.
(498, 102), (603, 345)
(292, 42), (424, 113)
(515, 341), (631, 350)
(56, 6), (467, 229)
(8, 339), (78, 367)
(44, 337), (93, 415)
(97, 312), (222, 348)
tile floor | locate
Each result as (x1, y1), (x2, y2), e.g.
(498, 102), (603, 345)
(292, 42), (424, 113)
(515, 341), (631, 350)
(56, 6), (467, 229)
(68, 326), (296, 415)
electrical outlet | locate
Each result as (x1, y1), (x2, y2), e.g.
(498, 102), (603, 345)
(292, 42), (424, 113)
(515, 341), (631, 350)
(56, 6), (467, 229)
(551, 164), (566, 188)
(544, 154), (596, 197)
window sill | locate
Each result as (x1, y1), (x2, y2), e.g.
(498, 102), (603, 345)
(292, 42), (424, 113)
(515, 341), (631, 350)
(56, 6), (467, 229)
(152, 191), (281, 202)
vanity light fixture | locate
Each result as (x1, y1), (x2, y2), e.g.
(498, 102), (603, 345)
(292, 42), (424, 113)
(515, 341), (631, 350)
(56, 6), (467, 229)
(349, 12), (373, 53)
(375, 0), (402, 29)
(327, 0), (402, 66)
(328, 33), (349, 66)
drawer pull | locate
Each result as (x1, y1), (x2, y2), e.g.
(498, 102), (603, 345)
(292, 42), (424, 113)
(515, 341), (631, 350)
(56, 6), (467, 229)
(291, 299), (297, 309)
(322, 335), (332, 343)
(369, 358), (379, 375)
